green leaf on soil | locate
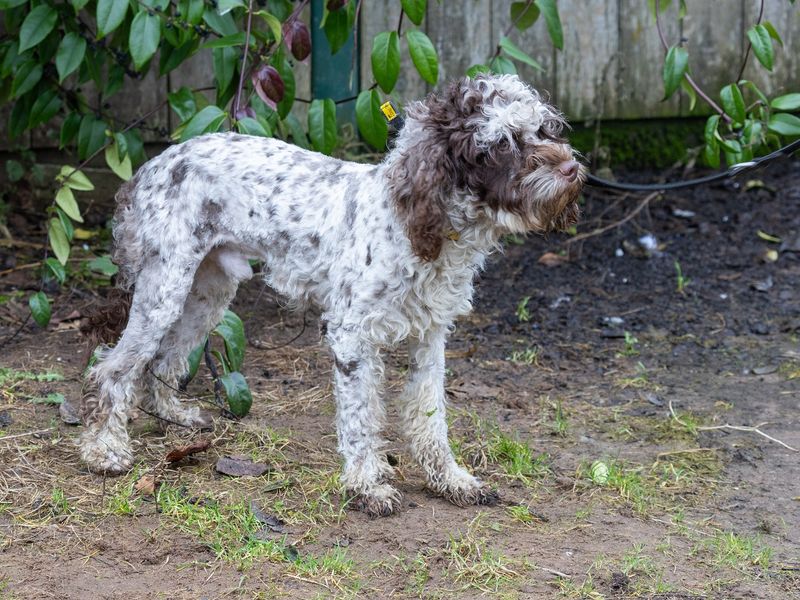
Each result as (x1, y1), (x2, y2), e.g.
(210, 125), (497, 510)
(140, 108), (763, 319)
(28, 292), (51, 328)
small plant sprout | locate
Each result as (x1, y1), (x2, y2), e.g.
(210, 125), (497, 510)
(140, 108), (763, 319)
(508, 346), (540, 366)
(674, 260), (691, 294)
(617, 331), (640, 357)
(551, 399), (569, 437)
(516, 295), (531, 322)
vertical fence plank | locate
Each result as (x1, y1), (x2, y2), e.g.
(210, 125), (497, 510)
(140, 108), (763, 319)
(680, 0), (745, 117)
(617, 0), (681, 118)
(427, 0), (493, 86)
(556, 0), (620, 121)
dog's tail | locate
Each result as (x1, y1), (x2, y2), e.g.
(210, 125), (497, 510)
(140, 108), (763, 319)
(80, 288), (133, 347)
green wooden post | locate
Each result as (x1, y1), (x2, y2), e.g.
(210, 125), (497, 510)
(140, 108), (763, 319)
(310, 0), (359, 126)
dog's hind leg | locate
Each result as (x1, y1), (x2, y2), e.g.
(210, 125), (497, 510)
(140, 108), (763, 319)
(80, 253), (200, 475)
(326, 324), (400, 517)
(400, 328), (498, 506)
(144, 247), (250, 427)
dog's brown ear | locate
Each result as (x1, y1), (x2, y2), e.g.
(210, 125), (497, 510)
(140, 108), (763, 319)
(386, 81), (478, 262)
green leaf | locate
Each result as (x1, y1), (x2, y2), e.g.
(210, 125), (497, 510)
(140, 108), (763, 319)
(11, 61), (42, 98)
(704, 142), (720, 169)
(534, 0), (563, 49)
(59, 165), (95, 191)
(168, 86), (197, 122)
(217, 0), (245, 15)
(323, 1), (355, 55)
(212, 46), (238, 93)
(771, 93), (800, 111)
(60, 113), (82, 149)
(371, 31), (400, 93)
(720, 83), (746, 124)
(401, 0), (426, 26)
(203, 9), (238, 36)
(490, 55), (517, 75)
(44, 258), (66, 284)
(356, 89), (388, 150)
(48, 218), (71, 266)
(96, 0), (129, 39)
(255, 10), (282, 43)
(767, 113), (800, 137)
(406, 30), (438, 84)
(123, 129), (147, 165)
(213, 310), (246, 372)
(662, 45), (688, 100)
(283, 113), (309, 149)
(88, 255), (119, 276)
(274, 57), (295, 119)
(761, 21), (782, 46)
(0, 0), (28, 8)
(680, 78), (696, 112)
(510, 2), (540, 30)
(740, 79), (769, 108)
(202, 32), (247, 49)
(180, 0), (205, 25)
(179, 106), (227, 142)
(29, 292), (51, 328)
(56, 33), (87, 83)
(19, 5), (57, 53)
(466, 64), (491, 78)
(220, 371), (252, 417)
(704, 115), (720, 147)
(499, 36), (544, 71)
(129, 11), (161, 70)
(27, 90), (62, 129)
(105, 142), (133, 181)
(718, 137), (741, 154)
(77, 115), (108, 160)
(114, 132), (128, 160)
(185, 340), (206, 383)
(747, 24), (773, 71)
(236, 116), (271, 137)
(56, 207), (75, 242)
(308, 98), (337, 155)
(55, 186), (84, 223)
(159, 39), (197, 76)
(71, 0), (90, 10)
(5, 160), (24, 182)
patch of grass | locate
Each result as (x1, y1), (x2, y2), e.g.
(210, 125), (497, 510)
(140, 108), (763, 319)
(674, 260), (691, 294)
(549, 398), (569, 437)
(778, 360), (800, 380)
(397, 551), (433, 597)
(487, 429), (550, 484)
(582, 460), (654, 515)
(506, 504), (537, 525)
(555, 574), (603, 599)
(445, 516), (521, 593)
(155, 484), (286, 567)
(616, 331), (640, 357)
(614, 361), (657, 390)
(516, 296), (531, 322)
(706, 531), (773, 570)
(106, 468), (144, 516)
(508, 346), (540, 366)
(292, 547), (360, 592)
(49, 488), (71, 516)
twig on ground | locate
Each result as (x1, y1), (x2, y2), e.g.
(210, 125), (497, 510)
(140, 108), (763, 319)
(0, 428), (55, 442)
(669, 400), (798, 452)
(565, 192), (660, 246)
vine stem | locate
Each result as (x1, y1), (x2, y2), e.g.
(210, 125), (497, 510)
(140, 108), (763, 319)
(735, 0), (765, 83)
(232, 0), (255, 120)
(489, 0), (535, 64)
(654, 0), (732, 123)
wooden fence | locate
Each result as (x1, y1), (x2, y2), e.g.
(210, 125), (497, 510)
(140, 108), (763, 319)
(6, 0), (800, 151)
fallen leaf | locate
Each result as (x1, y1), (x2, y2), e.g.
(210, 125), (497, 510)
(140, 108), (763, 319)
(751, 276), (773, 292)
(135, 474), (158, 496)
(757, 230), (781, 243)
(165, 438), (212, 463)
(215, 455), (271, 477)
(250, 500), (285, 532)
(538, 252), (568, 267)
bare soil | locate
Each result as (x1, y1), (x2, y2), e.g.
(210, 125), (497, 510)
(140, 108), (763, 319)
(1, 158), (799, 599)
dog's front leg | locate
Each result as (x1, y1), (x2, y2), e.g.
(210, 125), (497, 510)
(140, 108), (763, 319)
(326, 324), (400, 517)
(401, 328), (498, 506)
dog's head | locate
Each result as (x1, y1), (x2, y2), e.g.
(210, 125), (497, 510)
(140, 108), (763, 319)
(386, 74), (584, 261)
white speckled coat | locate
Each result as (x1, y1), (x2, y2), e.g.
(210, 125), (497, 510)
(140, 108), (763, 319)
(80, 74), (585, 516)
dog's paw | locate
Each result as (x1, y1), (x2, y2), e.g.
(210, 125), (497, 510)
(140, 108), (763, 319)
(444, 482), (500, 507)
(80, 428), (134, 476)
(166, 406), (214, 430)
(345, 484), (402, 517)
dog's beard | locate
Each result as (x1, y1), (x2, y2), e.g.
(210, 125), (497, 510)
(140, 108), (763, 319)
(497, 168), (583, 234)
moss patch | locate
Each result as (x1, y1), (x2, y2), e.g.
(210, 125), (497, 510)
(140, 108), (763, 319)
(569, 118), (705, 169)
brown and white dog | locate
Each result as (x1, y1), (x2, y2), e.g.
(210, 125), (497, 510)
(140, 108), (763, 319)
(80, 74), (585, 516)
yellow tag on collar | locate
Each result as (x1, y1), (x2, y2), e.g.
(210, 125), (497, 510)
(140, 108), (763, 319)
(446, 230), (460, 241)
(380, 101), (398, 121)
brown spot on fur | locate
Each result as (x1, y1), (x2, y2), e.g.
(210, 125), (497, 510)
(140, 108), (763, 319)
(171, 159), (189, 186)
(80, 288), (133, 348)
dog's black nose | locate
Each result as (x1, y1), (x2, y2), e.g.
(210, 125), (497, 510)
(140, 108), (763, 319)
(558, 160), (580, 182)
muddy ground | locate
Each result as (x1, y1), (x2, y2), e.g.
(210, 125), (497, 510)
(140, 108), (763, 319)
(0, 158), (798, 599)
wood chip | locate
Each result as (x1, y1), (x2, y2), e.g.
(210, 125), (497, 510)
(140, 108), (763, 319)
(538, 252), (569, 267)
(135, 474), (158, 496)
